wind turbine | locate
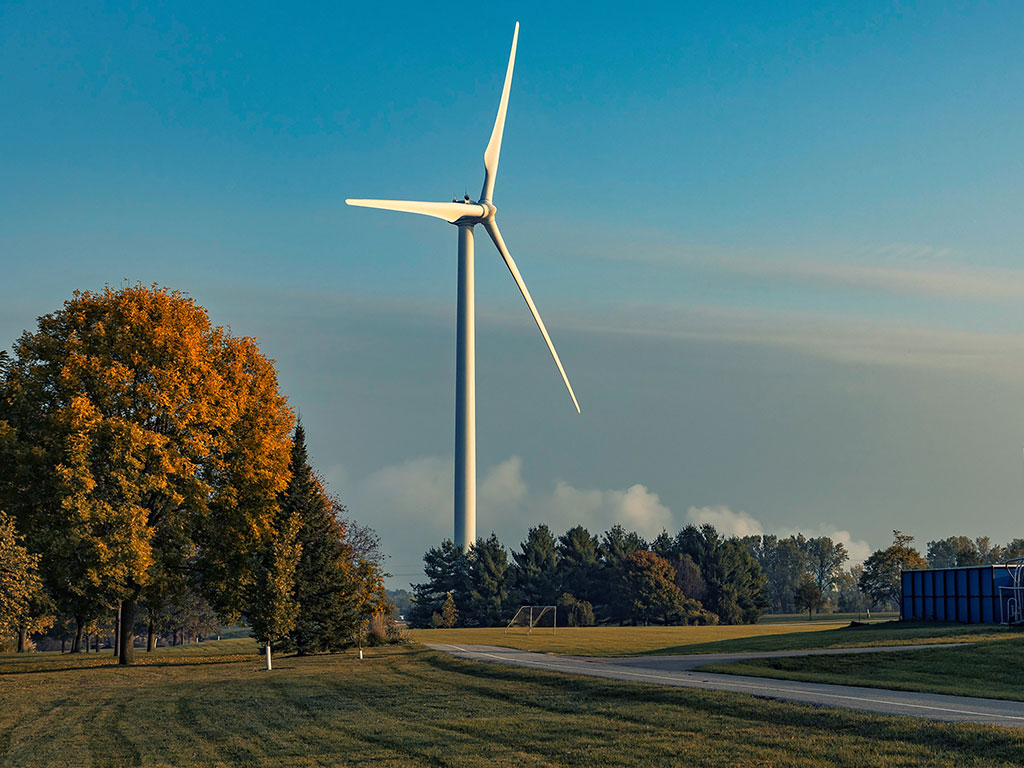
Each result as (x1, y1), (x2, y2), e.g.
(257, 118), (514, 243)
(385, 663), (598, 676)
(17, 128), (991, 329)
(347, 22), (580, 552)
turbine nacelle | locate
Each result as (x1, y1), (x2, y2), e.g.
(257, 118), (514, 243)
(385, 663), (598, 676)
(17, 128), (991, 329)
(455, 200), (496, 224)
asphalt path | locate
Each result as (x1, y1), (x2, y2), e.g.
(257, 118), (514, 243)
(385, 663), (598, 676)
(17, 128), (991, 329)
(426, 642), (1024, 728)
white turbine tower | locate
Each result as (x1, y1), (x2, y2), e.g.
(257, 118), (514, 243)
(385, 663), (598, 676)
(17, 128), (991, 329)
(347, 22), (580, 551)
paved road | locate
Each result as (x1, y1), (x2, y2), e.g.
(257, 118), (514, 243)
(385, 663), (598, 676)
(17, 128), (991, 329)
(426, 643), (1024, 728)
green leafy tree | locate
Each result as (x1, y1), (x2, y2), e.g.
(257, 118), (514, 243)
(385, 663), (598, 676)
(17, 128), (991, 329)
(859, 530), (927, 610)
(925, 536), (1004, 568)
(249, 510), (302, 662)
(0, 509), (50, 650)
(156, 593), (221, 647)
(805, 536), (848, 604)
(926, 536), (978, 568)
(1004, 539), (1024, 560)
(510, 525), (560, 607)
(0, 286), (294, 664)
(624, 550), (685, 625)
(556, 592), (595, 626)
(836, 565), (871, 613)
(794, 575), (826, 620)
(745, 534), (811, 614)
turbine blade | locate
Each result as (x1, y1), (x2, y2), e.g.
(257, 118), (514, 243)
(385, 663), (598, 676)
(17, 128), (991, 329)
(346, 199), (485, 223)
(480, 22), (519, 203)
(484, 219), (580, 413)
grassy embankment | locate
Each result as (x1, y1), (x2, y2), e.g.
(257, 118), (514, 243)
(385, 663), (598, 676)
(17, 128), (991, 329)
(3, 635), (1024, 767)
(701, 633), (1024, 702)
(410, 620), (1012, 657)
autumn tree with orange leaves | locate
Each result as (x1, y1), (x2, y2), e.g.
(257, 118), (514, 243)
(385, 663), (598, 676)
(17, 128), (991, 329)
(0, 285), (294, 664)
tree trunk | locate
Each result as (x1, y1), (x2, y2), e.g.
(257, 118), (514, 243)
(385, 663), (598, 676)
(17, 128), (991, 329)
(72, 618), (83, 653)
(119, 598), (137, 665)
(17, 625), (27, 652)
(114, 602), (121, 657)
(147, 618), (155, 652)
(61, 638), (66, 654)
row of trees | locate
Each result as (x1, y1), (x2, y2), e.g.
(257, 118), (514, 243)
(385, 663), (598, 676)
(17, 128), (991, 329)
(408, 523), (767, 628)
(0, 286), (388, 662)
(853, 531), (1024, 611)
(741, 534), (858, 618)
(410, 525), (1024, 628)
(925, 536), (1024, 569)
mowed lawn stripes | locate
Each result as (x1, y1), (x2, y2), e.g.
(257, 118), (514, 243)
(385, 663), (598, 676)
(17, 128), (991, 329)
(3, 640), (1024, 767)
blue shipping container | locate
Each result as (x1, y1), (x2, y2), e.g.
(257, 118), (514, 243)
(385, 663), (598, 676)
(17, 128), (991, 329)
(901, 565), (1017, 624)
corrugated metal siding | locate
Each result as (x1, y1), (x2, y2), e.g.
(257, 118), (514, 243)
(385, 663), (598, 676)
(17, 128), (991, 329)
(901, 565), (1014, 624)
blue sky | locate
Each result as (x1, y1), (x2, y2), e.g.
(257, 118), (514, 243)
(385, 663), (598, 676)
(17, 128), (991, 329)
(3, 1), (1024, 585)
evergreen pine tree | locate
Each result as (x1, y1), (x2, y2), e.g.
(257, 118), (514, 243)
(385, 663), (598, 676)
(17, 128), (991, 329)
(600, 525), (647, 624)
(408, 540), (470, 628)
(466, 534), (509, 626)
(556, 526), (601, 606)
(283, 423), (365, 653)
(510, 525), (560, 607)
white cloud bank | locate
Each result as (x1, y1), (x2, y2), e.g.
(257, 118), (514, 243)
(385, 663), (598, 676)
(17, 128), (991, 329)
(685, 505), (765, 538)
(335, 455), (875, 584)
(538, 482), (673, 538)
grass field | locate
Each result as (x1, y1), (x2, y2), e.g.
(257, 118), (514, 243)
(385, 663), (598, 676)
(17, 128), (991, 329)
(410, 620), (1012, 657)
(4, 638), (1024, 767)
(702, 634), (1024, 702)
(758, 611), (899, 624)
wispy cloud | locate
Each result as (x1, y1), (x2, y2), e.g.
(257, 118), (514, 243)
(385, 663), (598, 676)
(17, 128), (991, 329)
(555, 222), (1024, 302)
(570, 302), (1024, 376)
(217, 274), (1024, 383)
(715, 257), (1024, 302)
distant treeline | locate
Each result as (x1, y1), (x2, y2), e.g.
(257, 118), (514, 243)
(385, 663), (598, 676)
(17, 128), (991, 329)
(410, 527), (1024, 628)
(924, 536), (1024, 568)
(410, 524), (766, 629)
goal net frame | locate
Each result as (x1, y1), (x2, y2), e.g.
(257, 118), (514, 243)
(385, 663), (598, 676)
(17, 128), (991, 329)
(505, 605), (557, 634)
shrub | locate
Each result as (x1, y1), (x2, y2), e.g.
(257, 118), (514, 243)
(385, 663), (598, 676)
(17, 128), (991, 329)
(366, 613), (407, 646)
(557, 593), (596, 627)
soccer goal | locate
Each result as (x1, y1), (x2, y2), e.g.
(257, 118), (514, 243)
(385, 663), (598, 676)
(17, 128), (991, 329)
(505, 605), (557, 634)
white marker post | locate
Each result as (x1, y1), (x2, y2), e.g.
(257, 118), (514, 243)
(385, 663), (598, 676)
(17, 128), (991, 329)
(266, 642), (272, 671)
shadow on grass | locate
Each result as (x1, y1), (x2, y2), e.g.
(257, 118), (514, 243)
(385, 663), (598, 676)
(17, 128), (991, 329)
(642, 621), (1021, 656)
(0, 655), (256, 676)
(420, 649), (1024, 762)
